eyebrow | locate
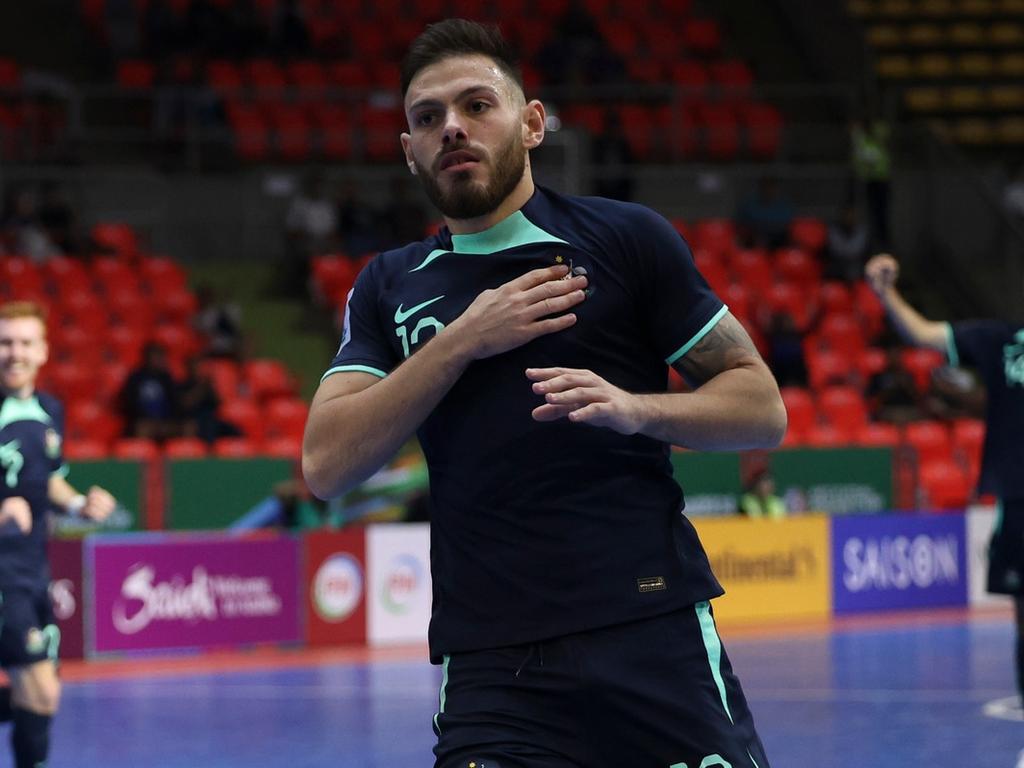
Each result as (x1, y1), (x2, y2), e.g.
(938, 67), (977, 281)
(408, 85), (502, 113)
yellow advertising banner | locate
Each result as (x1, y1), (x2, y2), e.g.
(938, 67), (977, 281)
(691, 514), (832, 623)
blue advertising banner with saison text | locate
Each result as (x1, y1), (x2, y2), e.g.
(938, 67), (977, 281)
(831, 514), (968, 614)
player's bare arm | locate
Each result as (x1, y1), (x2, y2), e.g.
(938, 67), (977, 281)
(303, 265), (587, 499)
(48, 475), (116, 521)
(865, 253), (947, 351)
(529, 311), (786, 450)
(0, 496), (32, 533)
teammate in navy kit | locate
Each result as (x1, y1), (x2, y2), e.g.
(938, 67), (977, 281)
(0, 301), (116, 768)
(866, 253), (1024, 707)
(303, 20), (787, 767)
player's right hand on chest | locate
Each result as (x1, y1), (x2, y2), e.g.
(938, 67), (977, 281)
(0, 496), (32, 534)
(451, 265), (588, 360)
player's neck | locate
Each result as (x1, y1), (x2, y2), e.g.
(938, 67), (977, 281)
(445, 171), (535, 235)
(0, 384), (35, 400)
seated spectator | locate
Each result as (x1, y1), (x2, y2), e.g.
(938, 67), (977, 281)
(923, 366), (986, 421)
(381, 177), (428, 250)
(119, 342), (181, 440)
(738, 469), (787, 519)
(337, 179), (383, 256)
(194, 284), (246, 360)
(866, 348), (921, 424)
(177, 357), (241, 443)
(2, 185), (60, 261)
(765, 311), (808, 387)
(284, 172), (338, 293)
(591, 108), (635, 202)
(736, 176), (794, 250)
(825, 204), (870, 283)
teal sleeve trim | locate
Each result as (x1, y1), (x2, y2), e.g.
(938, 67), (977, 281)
(665, 305), (729, 366)
(944, 322), (959, 367)
(51, 464), (70, 478)
(320, 365), (388, 383)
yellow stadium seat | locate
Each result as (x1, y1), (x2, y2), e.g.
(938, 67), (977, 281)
(950, 22), (986, 45)
(948, 85), (985, 109)
(953, 117), (994, 143)
(904, 86), (946, 111)
(957, 52), (996, 76)
(959, 0), (996, 14)
(990, 22), (1024, 46)
(920, 0), (955, 15)
(995, 117), (1024, 143)
(989, 84), (1024, 109)
(999, 52), (1024, 76)
(907, 23), (946, 45)
(917, 52), (954, 76)
(877, 54), (915, 77)
(867, 24), (905, 46)
(879, 0), (914, 16)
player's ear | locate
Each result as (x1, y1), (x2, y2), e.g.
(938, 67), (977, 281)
(400, 133), (418, 175)
(522, 100), (545, 150)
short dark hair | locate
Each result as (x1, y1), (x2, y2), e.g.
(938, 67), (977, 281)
(400, 19), (523, 98)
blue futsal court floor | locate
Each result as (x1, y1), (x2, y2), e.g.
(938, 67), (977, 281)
(34, 609), (1024, 767)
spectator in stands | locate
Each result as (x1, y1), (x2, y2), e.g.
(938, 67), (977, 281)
(1, 186), (59, 262)
(866, 347), (921, 424)
(284, 172), (338, 292)
(381, 177), (429, 250)
(735, 176), (794, 250)
(336, 179), (382, 257)
(193, 284), (246, 360)
(866, 252), (1024, 710)
(922, 365), (985, 422)
(764, 311), (808, 387)
(37, 182), (78, 256)
(850, 116), (892, 250)
(177, 356), (241, 444)
(591, 108), (635, 202)
(537, 0), (624, 86)
(119, 342), (181, 440)
(825, 203), (870, 283)
(738, 468), (787, 519)
(271, 0), (310, 59)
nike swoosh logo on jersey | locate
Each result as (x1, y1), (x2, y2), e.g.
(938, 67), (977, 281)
(394, 295), (445, 324)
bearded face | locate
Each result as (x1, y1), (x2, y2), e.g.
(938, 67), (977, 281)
(414, 120), (526, 220)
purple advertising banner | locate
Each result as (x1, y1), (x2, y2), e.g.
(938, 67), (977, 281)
(91, 536), (300, 653)
(48, 538), (84, 659)
(832, 513), (968, 614)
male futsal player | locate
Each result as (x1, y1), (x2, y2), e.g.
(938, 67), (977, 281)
(866, 253), (1024, 706)
(0, 301), (116, 768)
(303, 20), (786, 768)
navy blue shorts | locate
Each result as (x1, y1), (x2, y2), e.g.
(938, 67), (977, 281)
(988, 499), (1024, 595)
(432, 602), (770, 768)
(0, 585), (60, 669)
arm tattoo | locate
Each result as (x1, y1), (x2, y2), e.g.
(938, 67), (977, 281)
(674, 313), (763, 388)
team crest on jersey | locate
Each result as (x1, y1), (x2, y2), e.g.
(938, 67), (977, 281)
(552, 253), (594, 297)
(1005, 331), (1024, 388)
(45, 428), (61, 459)
(466, 761), (501, 768)
(25, 627), (45, 655)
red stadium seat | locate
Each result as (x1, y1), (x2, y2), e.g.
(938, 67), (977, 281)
(261, 436), (302, 460)
(91, 223), (139, 260)
(729, 248), (772, 294)
(951, 418), (985, 467)
(901, 347), (945, 392)
(918, 458), (971, 510)
(361, 105), (405, 161)
(200, 358), (241, 400)
(855, 347), (888, 381)
(738, 102), (784, 160)
(214, 437), (259, 457)
(854, 421), (902, 447)
(150, 324), (199, 358)
(818, 386), (869, 432)
(139, 256), (188, 292)
(66, 401), (121, 445)
(780, 386), (816, 434)
(112, 438), (160, 461)
(309, 103), (353, 160)
(244, 358), (297, 400)
(227, 104), (271, 161)
(710, 59), (754, 98)
(789, 217), (829, 255)
(268, 103), (312, 161)
(696, 104), (740, 160)
(681, 18), (722, 56)
(691, 218), (737, 258)
(264, 397), (308, 440)
(693, 249), (729, 294)
(904, 420), (953, 465)
(219, 398), (264, 439)
(285, 60), (329, 96)
(40, 256), (90, 298)
(0, 257), (44, 298)
(805, 423), (853, 447)
(817, 313), (866, 357)
(806, 348), (856, 390)
(819, 281), (855, 315)
(163, 437), (209, 458)
(117, 60), (155, 89)
(774, 247), (820, 288)
(207, 60), (244, 97)
(245, 58), (287, 95)
(64, 439), (109, 460)
(154, 288), (198, 325)
(720, 283), (751, 324)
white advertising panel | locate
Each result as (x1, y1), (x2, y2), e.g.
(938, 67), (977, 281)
(367, 523), (432, 646)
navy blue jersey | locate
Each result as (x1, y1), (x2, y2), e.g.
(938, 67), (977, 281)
(0, 391), (65, 589)
(946, 321), (1024, 499)
(326, 187), (727, 659)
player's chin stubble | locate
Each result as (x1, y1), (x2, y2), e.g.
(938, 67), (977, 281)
(415, 131), (526, 220)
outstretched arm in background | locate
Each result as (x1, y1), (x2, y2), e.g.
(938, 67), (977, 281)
(864, 253), (947, 351)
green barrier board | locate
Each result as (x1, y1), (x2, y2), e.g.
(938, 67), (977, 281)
(54, 459), (143, 535)
(168, 458), (295, 530)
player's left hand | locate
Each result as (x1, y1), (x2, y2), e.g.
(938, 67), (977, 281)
(527, 367), (645, 435)
(82, 486), (116, 522)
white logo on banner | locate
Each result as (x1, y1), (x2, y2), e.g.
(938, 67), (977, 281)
(843, 535), (959, 592)
(314, 554), (363, 621)
(49, 579), (76, 621)
(113, 564), (282, 634)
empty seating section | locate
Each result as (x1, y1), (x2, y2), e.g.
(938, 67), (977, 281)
(851, 0), (1024, 146)
(75, 1), (785, 163)
(1, 223), (307, 460)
